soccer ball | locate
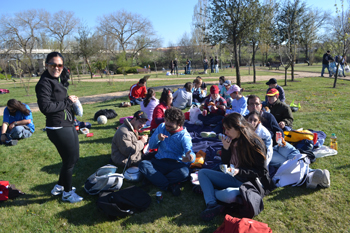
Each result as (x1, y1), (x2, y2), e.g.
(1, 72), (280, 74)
(97, 115), (108, 124)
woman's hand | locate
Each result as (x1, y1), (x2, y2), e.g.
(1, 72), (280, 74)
(233, 168), (239, 176)
(69, 95), (78, 103)
(221, 136), (232, 150)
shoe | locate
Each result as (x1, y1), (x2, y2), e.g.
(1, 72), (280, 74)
(200, 131), (216, 138)
(200, 203), (225, 221)
(320, 169), (330, 188)
(169, 183), (181, 196)
(321, 75), (324, 77)
(5, 139), (18, 146)
(62, 190), (83, 203)
(51, 184), (76, 196)
(306, 169), (324, 189)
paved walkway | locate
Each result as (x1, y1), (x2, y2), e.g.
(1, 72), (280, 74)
(0, 71), (321, 116)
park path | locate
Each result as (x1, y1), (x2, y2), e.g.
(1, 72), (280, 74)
(0, 70), (320, 116)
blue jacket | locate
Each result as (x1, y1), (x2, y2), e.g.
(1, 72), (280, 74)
(149, 123), (195, 164)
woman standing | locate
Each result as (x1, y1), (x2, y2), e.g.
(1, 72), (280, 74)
(36, 52), (83, 203)
(198, 113), (274, 221)
(140, 88), (159, 126)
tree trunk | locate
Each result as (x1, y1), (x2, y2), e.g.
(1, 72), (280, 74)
(252, 42), (256, 83)
(238, 44), (242, 66)
(233, 39), (241, 87)
(285, 67), (288, 86)
(291, 61), (294, 81)
(85, 58), (93, 79)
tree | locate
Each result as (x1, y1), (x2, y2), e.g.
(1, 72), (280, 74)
(205, 0), (262, 86)
(74, 25), (102, 79)
(275, 0), (308, 81)
(97, 10), (160, 61)
(0, 9), (45, 95)
(43, 10), (79, 53)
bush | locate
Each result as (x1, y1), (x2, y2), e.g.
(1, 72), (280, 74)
(116, 66), (143, 74)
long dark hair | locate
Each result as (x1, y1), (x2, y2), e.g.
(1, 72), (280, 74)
(160, 88), (173, 106)
(7, 99), (30, 115)
(143, 88), (155, 107)
(184, 82), (192, 92)
(222, 113), (266, 167)
(45, 51), (64, 64)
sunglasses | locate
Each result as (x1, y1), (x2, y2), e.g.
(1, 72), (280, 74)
(47, 63), (64, 69)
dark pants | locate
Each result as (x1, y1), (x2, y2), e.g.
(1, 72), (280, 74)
(198, 114), (224, 126)
(47, 126), (79, 192)
(138, 158), (190, 191)
(211, 65), (214, 73)
(130, 98), (143, 105)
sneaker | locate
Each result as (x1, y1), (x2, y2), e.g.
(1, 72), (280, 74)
(200, 203), (225, 221)
(51, 184), (76, 196)
(168, 183), (181, 196)
(320, 169), (330, 188)
(306, 169), (324, 189)
(62, 190), (83, 203)
(200, 131), (216, 138)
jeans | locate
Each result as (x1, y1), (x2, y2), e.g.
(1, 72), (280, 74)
(215, 64), (219, 73)
(341, 64), (345, 76)
(321, 64), (331, 77)
(138, 158), (190, 191)
(269, 142), (300, 168)
(198, 169), (243, 205)
(211, 65), (214, 73)
(1, 125), (33, 140)
(198, 114), (224, 126)
(130, 98), (143, 106)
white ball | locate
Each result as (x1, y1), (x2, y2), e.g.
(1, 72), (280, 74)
(97, 115), (108, 124)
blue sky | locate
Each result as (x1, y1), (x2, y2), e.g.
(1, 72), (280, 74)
(0, 0), (345, 47)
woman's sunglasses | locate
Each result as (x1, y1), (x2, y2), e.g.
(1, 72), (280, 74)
(47, 63), (64, 69)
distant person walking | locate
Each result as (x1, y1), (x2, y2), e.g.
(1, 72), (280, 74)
(169, 60), (174, 75)
(174, 58), (178, 75)
(210, 57), (214, 73)
(215, 56), (219, 73)
(203, 57), (209, 74)
(321, 50), (334, 77)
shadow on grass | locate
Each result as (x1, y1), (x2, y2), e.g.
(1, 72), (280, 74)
(268, 185), (319, 201)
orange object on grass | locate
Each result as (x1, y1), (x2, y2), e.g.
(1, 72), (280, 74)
(190, 150), (206, 168)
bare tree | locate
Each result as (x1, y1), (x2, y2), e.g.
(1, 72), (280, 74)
(97, 10), (160, 60)
(0, 9), (45, 95)
(42, 10), (79, 53)
(74, 25), (103, 79)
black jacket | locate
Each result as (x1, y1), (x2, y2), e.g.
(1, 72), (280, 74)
(322, 53), (333, 65)
(221, 138), (275, 194)
(36, 70), (74, 127)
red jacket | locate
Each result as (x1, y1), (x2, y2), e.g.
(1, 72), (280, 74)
(150, 102), (168, 130)
(129, 83), (147, 100)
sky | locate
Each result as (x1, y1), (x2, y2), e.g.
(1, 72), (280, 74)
(0, 0), (347, 47)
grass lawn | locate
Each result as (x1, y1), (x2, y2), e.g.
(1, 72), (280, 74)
(1, 77), (349, 232)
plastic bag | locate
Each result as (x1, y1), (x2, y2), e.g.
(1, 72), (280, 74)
(189, 105), (202, 124)
(345, 65), (350, 73)
(73, 99), (83, 117)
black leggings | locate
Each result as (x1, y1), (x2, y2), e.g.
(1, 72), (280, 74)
(47, 126), (79, 192)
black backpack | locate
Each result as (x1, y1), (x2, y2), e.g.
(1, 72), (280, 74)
(97, 186), (151, 218)
(94, 109), (118, 121)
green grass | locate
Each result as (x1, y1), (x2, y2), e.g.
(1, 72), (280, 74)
(1, 77), (350, 232)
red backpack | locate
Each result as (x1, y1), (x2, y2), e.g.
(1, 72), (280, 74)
(0, 181), (10, 201)
(214, 215), (272, 233)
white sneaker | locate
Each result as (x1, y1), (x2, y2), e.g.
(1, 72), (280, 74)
(62, 190), (83, 203)
(320, 169), (330, 188)
(200, 131), (217, 138)
(306, 169), (324, 189)
(51, 184), (76, 196)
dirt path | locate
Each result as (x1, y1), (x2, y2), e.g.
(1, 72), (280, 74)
(0, 71), (321, 116)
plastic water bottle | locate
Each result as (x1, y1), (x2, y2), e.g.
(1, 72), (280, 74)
(330, 133), (338, 150)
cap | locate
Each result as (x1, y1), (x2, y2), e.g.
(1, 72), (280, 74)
(134, 110), (148, 121)
(266, 88), (279, 96)
(226, 85), (241, 95)
(266, 78), (277, 85)
(223, 80), (232, 86)
(210, 85), (220, 94)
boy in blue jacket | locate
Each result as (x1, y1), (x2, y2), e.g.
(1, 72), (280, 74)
(139, 107), (195, 196)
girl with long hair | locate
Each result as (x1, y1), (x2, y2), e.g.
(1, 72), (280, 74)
(198, 113), (274, 221)
(150, 88), (173, 130)
(36, 51), (83, 203)
(141, 88), (159, 126)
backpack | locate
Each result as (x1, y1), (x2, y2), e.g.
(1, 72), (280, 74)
(94, 109), (118, 121)
(284, 130), (314, 143)
(0, 181), (25, 201)
(84, 165), (124, 195)
(97, 186), (152, 218)
(272, 154), (310, 187)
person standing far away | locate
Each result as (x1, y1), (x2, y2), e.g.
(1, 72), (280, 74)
(215, 56), (219, 73)
(169, 60), (174, 75)
(321, 50), (334, 77)
(36, 51), (83, 203)
(210, 57), (214, 73)
(174, 58), (178, 75)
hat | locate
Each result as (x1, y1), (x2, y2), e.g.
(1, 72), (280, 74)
(210, 85), (220, 94)
(134, 110), (148, 121)
(226, 85), (241, 95)
(266, 88), (279, 96)
(223, 80), (232, 86)
(266, 78), (277, 85)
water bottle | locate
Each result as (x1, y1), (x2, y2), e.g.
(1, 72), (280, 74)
(330, 133), (338, 150)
